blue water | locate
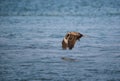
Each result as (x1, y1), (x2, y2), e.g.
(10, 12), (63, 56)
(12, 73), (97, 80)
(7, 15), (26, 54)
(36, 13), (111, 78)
(0, 0), (120, 81)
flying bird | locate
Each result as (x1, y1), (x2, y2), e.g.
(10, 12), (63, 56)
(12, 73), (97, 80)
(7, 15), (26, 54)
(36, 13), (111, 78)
(62, 32), (83, 50)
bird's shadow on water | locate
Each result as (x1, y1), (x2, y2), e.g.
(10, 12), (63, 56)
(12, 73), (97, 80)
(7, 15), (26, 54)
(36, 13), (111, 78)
(61, 57), (79, 62)
(59, 47), (81, 62)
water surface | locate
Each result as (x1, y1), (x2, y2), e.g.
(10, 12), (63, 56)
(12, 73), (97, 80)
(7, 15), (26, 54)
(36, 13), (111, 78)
(0, 0), (120, 81)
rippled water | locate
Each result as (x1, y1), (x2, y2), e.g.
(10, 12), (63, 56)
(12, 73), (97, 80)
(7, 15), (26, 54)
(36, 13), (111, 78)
(0, 0), (120, 16)
(0, 0), (120, 81)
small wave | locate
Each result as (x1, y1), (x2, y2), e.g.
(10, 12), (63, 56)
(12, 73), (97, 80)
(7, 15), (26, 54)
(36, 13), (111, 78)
(106, 12), (120, 16)
(49, 34), (63, 38)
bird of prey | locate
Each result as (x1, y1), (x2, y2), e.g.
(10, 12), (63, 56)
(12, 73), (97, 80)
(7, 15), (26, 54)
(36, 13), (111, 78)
(62, 32), (83, 50)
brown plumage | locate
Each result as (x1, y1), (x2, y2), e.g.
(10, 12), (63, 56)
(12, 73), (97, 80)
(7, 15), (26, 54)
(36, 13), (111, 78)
(62, 32), (83, 50)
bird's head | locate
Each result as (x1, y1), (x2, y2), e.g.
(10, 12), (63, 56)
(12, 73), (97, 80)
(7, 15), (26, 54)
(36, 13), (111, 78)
(77, 33), (83, 41)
